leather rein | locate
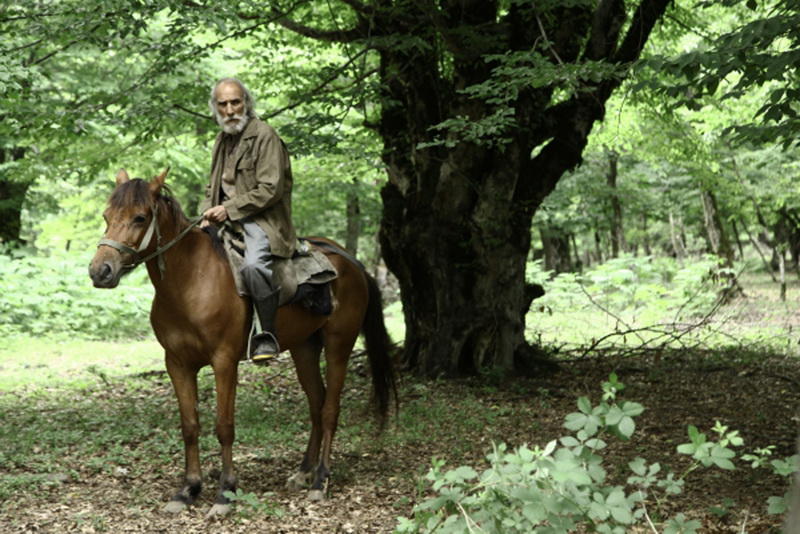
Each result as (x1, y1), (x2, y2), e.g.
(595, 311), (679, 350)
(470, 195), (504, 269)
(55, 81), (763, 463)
(97, 202), (204, 278)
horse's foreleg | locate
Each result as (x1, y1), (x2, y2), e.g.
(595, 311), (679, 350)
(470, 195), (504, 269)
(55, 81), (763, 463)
(164, 357), (202, 513)
(288, 340), (325, 492)
(309, 342), (351, 501)
(207, 360), (239, 518)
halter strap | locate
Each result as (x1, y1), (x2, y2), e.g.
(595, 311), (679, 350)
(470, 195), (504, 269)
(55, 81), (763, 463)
(96, 202), (204, 278)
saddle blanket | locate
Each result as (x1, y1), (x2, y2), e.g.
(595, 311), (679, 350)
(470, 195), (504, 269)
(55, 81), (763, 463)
(219, 223), (338, 310)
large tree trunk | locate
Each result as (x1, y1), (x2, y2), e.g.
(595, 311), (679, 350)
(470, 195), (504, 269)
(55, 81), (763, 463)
(0, 147), (28, 244)
(381, 139), (536, 375)
(371, 0), (670, 377)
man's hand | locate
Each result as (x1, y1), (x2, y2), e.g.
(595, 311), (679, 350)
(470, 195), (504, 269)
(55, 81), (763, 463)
(203, 205), (228, 225)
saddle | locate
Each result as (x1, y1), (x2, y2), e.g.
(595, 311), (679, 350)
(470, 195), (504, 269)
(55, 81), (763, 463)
(218, 223), (338, 315)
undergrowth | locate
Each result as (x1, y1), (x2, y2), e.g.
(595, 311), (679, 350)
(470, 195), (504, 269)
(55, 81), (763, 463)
(395, 374), (796, 533)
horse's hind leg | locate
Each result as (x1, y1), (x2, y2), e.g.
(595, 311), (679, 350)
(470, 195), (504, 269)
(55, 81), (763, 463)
(287, 336), (324, 492)
(207, 359), (239, 518)
(163, 356), (202, 513)
(309, 334), (353, 500)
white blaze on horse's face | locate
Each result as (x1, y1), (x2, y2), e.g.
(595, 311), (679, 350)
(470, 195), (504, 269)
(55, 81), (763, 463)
(88, 168), (167, 288)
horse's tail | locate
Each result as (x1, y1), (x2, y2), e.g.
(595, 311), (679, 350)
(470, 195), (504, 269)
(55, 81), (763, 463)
(362, 272), (398, 426)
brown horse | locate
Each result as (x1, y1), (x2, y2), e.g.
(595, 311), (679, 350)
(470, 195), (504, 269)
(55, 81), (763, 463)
(89, 169), (396, 516)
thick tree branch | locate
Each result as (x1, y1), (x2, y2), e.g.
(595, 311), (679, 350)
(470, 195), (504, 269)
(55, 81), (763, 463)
(522, 0), (671, 207)
(613, 0), (672, 64)
(583, 0), (626, 61)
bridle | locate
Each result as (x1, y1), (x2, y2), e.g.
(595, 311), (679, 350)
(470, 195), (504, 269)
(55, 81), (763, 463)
(97, 201), (204, 278)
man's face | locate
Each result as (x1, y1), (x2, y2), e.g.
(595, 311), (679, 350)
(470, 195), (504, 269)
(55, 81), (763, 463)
(215, 82), (248, 134)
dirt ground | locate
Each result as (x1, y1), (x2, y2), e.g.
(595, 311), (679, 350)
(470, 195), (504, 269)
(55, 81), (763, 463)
(1, 342), (798, 533)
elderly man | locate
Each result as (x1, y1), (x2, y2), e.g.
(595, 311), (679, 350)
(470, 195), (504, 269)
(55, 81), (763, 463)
(200, 77), (297, 364)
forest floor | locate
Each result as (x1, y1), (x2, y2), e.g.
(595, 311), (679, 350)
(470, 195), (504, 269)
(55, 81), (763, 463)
(1, 276), (798, 533)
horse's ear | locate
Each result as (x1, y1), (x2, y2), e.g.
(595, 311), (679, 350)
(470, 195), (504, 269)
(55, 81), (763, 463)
(115, 169), (130, 185)
(149, 167), (170, 195)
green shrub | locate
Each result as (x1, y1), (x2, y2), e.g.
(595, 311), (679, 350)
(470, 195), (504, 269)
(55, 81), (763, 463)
(526, 254), (732, 349)
(0, 250), (153, 339)
(395, 374), (795, 533)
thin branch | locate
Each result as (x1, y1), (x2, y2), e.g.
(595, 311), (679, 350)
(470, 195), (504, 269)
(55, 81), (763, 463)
(272, 7), (368, 43)
(174, 104), (211, 121)
(1, 38), (45, 55)
(641, 501), (659, 534)
(26, 29), (97, 67)
(569, 269), (735, 360)
(264, 50), (376, 119)
(577, 283), (646, 345)
(533, 8), (564, 65)
(664, 11), (716, 44)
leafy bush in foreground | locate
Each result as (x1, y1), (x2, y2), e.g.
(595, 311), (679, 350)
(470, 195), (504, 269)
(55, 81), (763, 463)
(0, 250), (153, 339)
(396, 374), (795, 533)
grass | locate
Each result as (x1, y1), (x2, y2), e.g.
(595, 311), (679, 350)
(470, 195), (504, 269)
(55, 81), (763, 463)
(0, 335), (163, 390)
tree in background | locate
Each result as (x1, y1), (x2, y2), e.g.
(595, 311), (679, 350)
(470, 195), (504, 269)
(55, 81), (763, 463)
(271, 0), (671, 376)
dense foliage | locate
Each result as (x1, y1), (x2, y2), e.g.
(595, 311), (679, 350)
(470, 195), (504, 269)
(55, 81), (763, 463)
(3, 1), (800, 375)
(0, 249), (152, 339)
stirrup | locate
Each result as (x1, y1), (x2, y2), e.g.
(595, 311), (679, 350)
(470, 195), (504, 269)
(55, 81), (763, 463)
(249, 332), (280, 365)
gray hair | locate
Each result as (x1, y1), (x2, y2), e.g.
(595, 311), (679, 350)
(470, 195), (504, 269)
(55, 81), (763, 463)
(208, 77), (259, 120)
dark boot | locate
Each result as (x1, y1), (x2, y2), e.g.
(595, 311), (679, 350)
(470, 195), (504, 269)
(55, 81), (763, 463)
(250, 290), (280, 365)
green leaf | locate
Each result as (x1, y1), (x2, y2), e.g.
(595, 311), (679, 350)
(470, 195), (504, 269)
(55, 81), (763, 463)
(605, 406), (624, 426)
(768, 494), (788, 515)
(629, 457), (647, 476)
(621, 401), (644, 417)
(564, 412), (588, 431)
(617, 416), (635, 439)
(577, 396), (592, 414)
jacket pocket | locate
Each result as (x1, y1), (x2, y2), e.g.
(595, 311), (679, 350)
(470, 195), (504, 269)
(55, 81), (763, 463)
(236, 157), (256, 189)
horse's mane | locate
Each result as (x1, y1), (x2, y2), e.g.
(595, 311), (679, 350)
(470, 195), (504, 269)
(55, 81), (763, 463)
(110, 178), (226, 259)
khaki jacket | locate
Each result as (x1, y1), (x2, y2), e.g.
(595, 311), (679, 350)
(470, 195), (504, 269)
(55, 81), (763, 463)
(200, 118), (297, 258)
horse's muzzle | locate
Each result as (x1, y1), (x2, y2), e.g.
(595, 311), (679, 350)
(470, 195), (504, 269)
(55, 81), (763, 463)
(89, 260), (120, 288)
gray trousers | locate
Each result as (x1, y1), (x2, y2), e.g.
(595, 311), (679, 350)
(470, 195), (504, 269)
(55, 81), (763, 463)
(239, 220), (275, 301)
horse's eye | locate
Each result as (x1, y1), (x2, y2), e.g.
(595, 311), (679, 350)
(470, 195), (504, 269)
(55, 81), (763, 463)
(133, 215), (147, 224)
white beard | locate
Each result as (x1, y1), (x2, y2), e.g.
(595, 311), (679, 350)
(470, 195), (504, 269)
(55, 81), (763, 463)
(217, 113), (249, 135)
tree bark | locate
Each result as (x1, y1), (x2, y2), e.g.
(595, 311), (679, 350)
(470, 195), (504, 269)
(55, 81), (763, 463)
(541, 226), (573, 274)
(0, 147), (28, 244)
(700, 188), (735, 267)
(606, 149), (625, 257)
(669, 211), (687, 259)
(345, 178), (360, 256)
(594, 230), (604, 264)
(641, 212), (652, 256)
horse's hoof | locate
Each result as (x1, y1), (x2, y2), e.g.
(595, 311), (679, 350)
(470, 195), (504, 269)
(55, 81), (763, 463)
(206, 503), (232, 518)
(286, 471), (311, 491)
(163, 500), (187, 514)
(307, 489), (325, 501)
